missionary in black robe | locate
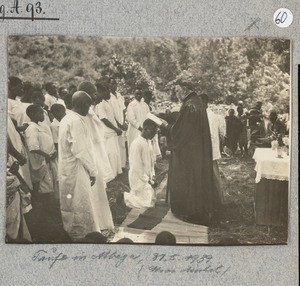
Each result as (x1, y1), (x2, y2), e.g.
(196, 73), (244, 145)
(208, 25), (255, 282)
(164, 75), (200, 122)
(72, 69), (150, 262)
(160, 91), (215, 225)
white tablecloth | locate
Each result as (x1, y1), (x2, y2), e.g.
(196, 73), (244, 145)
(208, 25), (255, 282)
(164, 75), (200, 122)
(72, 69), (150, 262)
(253, 148), (290, 183)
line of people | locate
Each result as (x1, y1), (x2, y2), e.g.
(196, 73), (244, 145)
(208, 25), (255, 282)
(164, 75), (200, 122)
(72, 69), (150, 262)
(6, 76), (162, 242)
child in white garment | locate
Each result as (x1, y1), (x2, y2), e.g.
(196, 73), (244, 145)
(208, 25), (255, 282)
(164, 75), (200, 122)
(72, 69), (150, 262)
(24, 104), (58, 202)
(124, 119), (158, 209)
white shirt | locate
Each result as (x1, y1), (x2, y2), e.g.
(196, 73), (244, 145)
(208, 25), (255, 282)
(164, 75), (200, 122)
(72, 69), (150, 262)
(25, 122), (56, 170)
(8, 99), (30, 126)
(95, 100), (118, 138)
(109, 92), (126, 124)
(127, 98), (150, 129)
(44, 93), (58, 109)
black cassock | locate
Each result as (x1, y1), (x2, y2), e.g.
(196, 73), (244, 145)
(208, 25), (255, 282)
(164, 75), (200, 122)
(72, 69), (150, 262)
(162, 92), (215, 223)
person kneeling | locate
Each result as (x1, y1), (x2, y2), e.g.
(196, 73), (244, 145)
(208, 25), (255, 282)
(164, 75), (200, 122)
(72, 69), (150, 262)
(124, 119), (158, 209)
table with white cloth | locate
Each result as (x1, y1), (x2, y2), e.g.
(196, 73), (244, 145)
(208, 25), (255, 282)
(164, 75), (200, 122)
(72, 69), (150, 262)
(253, 148), (289, 226)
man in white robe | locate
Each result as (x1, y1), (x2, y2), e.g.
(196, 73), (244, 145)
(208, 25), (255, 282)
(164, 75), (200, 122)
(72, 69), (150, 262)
(124, 119), (158, 209)
(108, 79), (127, 169)
(95, 83), (123, 178)
(126, 90), (150, 149)
(78, 81), (114, 184)
(78, 82), (114, 230)
(59, 91), (102, 241)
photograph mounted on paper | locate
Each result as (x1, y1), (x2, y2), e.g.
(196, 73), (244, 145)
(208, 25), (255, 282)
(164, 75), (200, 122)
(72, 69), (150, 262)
(6, 35), (290, 245)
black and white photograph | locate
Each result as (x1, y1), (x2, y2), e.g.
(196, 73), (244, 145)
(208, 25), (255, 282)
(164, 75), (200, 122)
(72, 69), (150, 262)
(6, 35), (291, 245)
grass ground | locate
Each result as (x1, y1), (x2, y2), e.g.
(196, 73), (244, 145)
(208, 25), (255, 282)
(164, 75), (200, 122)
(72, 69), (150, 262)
(209, 156), (287, 245)
(23, 154), (287, 245)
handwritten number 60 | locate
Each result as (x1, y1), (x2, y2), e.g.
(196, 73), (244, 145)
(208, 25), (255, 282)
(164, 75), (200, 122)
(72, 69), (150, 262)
(275, 11), (287, 24)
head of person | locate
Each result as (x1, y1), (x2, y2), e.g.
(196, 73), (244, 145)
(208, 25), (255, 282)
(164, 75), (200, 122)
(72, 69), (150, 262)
(176, 81), (195, 102)
(142, 119), (158, 140)
(200, 93), (209, 109)
(155, 231), (176, 245)
(8, 76), (23, 99)
(78, 232), (107, 243)
(64, 92), (73, 110)
(26, 104), (44, 123)
(72, 91), (92, 116)
(237, 106), (244, 116)
(116, 238), (134, 244)
(58, 87), (68, 100)
(50, 104), (66, 122)
(134, 89), (143, 102)
(143, 90), (154, 105)
(77, 81), (97, 104)
(269, 110), (278, 124)
(109, 78), (118, 94)
(96, 83), (110, 102)
(228, 108), (235, 117)
(31, 87), (45, 107)
(21, 81), (33, 103)
(68, 84), (77, 95)
(44, 82), (57, 96)
(255, 101), (262, 110)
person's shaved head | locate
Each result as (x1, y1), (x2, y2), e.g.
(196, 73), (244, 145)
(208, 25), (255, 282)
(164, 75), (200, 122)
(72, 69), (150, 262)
(78, 81), (97, 103)
(72, 91), (92, 116)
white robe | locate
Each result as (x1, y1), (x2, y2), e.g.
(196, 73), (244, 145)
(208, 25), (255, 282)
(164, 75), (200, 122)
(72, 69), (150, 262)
(86, 107), (114, 184)
(109, 92), (127, 168)
(58, 111), (100, 241)
(124, 136), (156, 209)
(8, 99), (30, 126)
(84, 108), (114, 230)
(6, 155), (32, 241)
(126, 99), (150, 148)
(96, 100), (122, 178)
(7, 115), (33, 190)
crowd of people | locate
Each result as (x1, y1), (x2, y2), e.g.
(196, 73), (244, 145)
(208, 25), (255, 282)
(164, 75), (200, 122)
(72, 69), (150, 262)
(6, 76), (164, 243)
(6, 75), (290, 243)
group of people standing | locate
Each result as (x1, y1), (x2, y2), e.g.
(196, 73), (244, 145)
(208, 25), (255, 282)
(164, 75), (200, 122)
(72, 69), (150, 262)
(6, 74), (290, 242)
(6, 76), (161, 242)
(224, 100), (289, 157)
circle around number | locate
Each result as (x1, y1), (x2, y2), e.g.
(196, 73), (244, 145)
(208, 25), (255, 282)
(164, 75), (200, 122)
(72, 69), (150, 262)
(273, 8), (293, 28)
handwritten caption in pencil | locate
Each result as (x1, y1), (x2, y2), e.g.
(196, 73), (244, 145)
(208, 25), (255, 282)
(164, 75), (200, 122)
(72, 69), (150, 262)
(0, 0), (59, 21)
(31, 247), (231, 279)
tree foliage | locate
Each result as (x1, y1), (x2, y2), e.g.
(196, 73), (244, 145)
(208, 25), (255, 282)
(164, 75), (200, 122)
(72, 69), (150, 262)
(8, 36), (290, 111)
